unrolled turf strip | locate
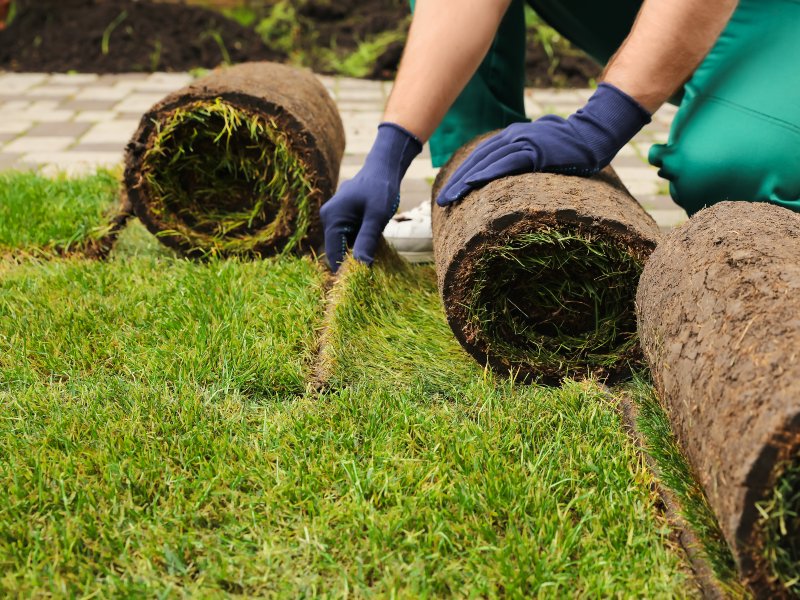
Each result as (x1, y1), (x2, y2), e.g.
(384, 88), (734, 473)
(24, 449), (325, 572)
(637, 201), (800, 598)
(0, 170), (124, 257)
(431, 138), (662, 384)
(124, 62), (345, 258)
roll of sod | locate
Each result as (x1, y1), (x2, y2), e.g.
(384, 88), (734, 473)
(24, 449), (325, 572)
(431, 138), (662, 384)
(637, 201), (800, 597)
(124, 62), (345, 257)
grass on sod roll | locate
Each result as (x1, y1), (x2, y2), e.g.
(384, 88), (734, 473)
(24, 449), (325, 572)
(466, 229), (642, 373)
(0, 169), (120, 253)
(757, 459), (800, 593)
(624, 379), (746, 596)
(109, 217), (177, 260)
(141, 98), (315, 256)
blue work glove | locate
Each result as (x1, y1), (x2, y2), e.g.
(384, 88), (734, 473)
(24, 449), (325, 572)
(320, 122), (422, 271)
(436, 82), (651, 206)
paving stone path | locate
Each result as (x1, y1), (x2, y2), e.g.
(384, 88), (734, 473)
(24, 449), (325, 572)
(0, 71), (686, 229)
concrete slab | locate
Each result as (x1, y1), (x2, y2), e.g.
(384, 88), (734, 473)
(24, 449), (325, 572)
(147, 72), (194, 85)
(21, 151), (123, 173)
(0, 120), (33, 135)
(5, 136), (76, 153)
(16, 109), (77, 123)
(80, 121), (140, 145)
(649, 209), (688, 230)
(613, 165), (663, 184)
(74, 110), (121, 123)
(25, 122), (92, 138)
(49, 74), (100, 86)
(112, 93), (170, 113)
(0, 101), (32, 112)
(96, 73), (150, 83)
(0, 74), (48, 93)
(612, 155), (650, 169)
(73, 86), (132, 101)
(70, 143), (126, 154)
(26, 85), (80, 98)
(0, 153), (25, 171)
(62, 99), (120, 111)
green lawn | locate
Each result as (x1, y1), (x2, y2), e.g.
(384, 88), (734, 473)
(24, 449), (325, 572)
(0, 170), (120, 254)
(0, 172), (699, 596)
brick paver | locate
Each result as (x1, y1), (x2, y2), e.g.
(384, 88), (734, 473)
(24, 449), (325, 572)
(0, 72), (686, 229)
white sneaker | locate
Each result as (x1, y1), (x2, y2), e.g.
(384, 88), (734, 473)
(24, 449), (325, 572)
(384, 200), (434, 263)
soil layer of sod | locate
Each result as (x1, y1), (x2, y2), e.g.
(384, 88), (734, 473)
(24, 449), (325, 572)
(0, 0), (600, 86)
(637, 201), (800, 597)
(124, 61), (344, 258)
(431, 139), (661, 384)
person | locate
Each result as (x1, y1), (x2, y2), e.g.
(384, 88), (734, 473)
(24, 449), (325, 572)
(319, 0), (800, 271)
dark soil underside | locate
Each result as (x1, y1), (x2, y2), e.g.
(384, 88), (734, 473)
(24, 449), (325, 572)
(0, 0), (600, 86)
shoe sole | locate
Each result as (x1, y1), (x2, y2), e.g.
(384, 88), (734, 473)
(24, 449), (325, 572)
(397, 250), (434, 264)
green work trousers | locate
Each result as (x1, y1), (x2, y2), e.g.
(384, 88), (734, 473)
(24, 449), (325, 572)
(418, 0), (800, 214)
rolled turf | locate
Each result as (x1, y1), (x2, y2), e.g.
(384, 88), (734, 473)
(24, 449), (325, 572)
(124, 62), (345, 258)
(637, 201), (800, 597)
(431, 137), (662, 384)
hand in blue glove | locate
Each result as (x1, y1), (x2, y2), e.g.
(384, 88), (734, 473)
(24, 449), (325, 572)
(320, 122), (422, 272)
(436, 83), (651, 206)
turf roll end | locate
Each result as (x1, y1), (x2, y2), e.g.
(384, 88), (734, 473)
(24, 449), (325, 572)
(431, 137), (661, 384)
(124, 62), (345, 257)
(637, 201), (800, 597)
(312, 239), (408, 391)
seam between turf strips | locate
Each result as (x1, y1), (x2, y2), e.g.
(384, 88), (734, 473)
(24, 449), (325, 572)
(612, 388), (740, 599)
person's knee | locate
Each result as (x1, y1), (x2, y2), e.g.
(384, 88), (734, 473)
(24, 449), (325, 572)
(649, 140), (734, 215)
(650, 125), (800, 216)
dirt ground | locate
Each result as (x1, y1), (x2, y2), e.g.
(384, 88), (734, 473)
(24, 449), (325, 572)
(0, 0), (599, 85)
(0, 0), (277, 73)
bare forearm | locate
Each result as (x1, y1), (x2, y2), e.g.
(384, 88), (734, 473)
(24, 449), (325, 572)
(383, 0), (511, 141)
(603, 0), (738, 112)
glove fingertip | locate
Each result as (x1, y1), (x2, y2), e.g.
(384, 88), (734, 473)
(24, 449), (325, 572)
(324, 229), (349, 273)
(352, 227), (381, 267)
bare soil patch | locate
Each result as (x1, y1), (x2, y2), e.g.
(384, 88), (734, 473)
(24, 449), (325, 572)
(0, 0), (277, 73)
(0, 0), (599, 86)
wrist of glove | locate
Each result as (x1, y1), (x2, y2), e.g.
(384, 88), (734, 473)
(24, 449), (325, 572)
(320, 122), (422, 271)
(436, 82), (651, 206)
